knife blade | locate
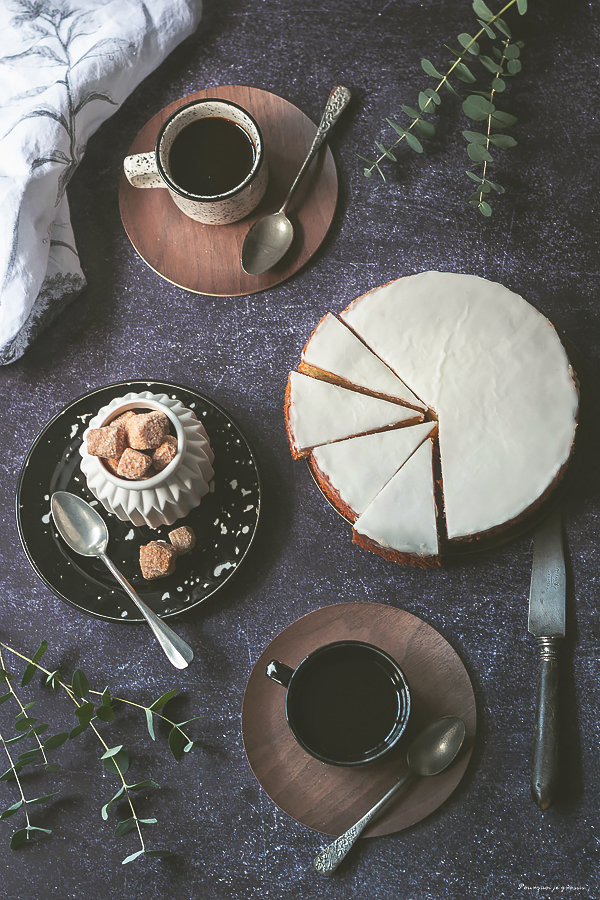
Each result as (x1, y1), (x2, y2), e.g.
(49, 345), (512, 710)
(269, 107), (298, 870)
(528, 505), (566, 809)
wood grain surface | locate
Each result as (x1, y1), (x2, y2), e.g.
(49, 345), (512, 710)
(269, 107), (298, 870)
(242, 602), (476, 837)
(118, 85), (338, 296)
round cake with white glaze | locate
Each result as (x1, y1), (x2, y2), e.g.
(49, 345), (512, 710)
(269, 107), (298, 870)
(285, 272), (579, 566)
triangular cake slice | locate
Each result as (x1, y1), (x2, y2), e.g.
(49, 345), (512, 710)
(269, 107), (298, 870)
(285, 371), (424, 459)
(310, 422), (436, 522)
(352, 438), (440, 567)
(299, 313), (426, 411)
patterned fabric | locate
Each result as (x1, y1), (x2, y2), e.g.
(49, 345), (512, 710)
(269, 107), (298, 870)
(0, 0), (202, 364)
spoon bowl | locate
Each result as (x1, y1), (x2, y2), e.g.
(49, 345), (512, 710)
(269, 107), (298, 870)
(51, 492), (194, 669)
(313, 715), (466, 876)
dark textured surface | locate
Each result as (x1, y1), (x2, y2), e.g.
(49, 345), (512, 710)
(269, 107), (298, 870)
(1, 1), (599, 897)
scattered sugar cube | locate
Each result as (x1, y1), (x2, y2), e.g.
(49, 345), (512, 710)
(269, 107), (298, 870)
(86, 426), (126, 458)
(126, 411), (169, 450)
(117, 447), (152, 479)
(152, 435), (178, 472)
(168, 525), (196, 554)
(139, 541), (177, 580)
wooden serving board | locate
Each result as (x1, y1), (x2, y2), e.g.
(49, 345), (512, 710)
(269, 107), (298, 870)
(242, 602), (476, 837)
(118, 86), (339, 296)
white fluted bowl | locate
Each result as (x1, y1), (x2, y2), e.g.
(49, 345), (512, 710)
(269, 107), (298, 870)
(79, 391), (214, 528)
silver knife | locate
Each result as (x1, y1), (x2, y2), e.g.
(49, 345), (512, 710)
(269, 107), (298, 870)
(528, 506), (566, 809)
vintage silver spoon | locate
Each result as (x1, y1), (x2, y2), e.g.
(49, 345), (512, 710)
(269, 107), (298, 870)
(241, 85), (351, 275)
(313, 715), (466, 876)
(51, 492), (194, 670)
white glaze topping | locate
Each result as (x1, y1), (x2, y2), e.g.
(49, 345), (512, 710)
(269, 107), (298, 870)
(312, 421), (435, 519)
(302, 313), (425, 409)
(341, 272), (578, 539)
(353, 438), (438, 557)
(286, 371), (422, 458)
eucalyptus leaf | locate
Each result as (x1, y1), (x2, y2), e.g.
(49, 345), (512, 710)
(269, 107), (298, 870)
(485, 179), (505, 193)
(102, 748), (130, 776)
(479, 201), (493, 216)
(507, 59), (522, 75)
(114, 817), (138, 837)
(32, 640), (49, 664)
(17, 748), (43, 762)
(363, 168), (372, 178)
(0, 692), (12, 706)
(21, 664), (37, 687)
(457, 34), (479, 55)
(375, 140), (396, 161)
(127, 780), (160, 792)
(138, 818), (158, 825)
(75, 700), (94, 724)
(15, 717), (36, 731)
(149, 689), (178, 712)
(444, 80), (460, 97)
(101, 786), (125, 820)
(472, 0), (493, 21)
(0, 764), (22, 781)
(26, 792), (59, 805)
(0, 669), (13, 683)
(168, 726), (186, 762)
(69, 722), (88, 739)
(405, 132), (424, 153)
(454, 62), (476, 84)
(421, 58), (441, 78)
(478, 55), (502, 75)
(424, 88), (441, 106)
(72, 669), (90, 699)
(493, 77), (506, 93)
(44, 732), (69, 750)
(490, 110), (518, 128)
(463, 130), (488, 145)
(505, 44), (520, 60)
(495, 17), (512, 38)
(489, 133), (517, 148)
(122, 849), (145, 865)
(466, 170), (483, 183)
(175, 717), (205, 728)
(145, 709), (156, 742)
(401, 105), (421, 120)
(462, 95), (495, 121)
(101, 744), (124, 760)
(517, 0), (527, 14)
(45, 764), (60, 773)
(476, 18), (495, 38)
(467, 143), (493, 162)
(95, 705), (114, 723)
(385, 118), (405, 137)
(101, 686), (111, 707)
(9, 828), (29, 849)
(412, 118), (435, 139)
(45, 670), (61, 691)
(0, 800), (23, 819)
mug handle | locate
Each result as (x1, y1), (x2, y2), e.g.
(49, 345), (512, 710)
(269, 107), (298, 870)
(265, 659), (294, 688)
(123, 152), (165, 189)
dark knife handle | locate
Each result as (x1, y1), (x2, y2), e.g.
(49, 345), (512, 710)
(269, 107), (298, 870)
(531, 635), (562, 809)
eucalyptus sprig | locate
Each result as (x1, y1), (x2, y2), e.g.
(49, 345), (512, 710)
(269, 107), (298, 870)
(361, 0), (527, 214)
(0, 639), (204, 864)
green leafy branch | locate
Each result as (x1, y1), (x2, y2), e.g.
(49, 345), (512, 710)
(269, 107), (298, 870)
(360, 0), (527, 214)
(0, 639), (204, 864)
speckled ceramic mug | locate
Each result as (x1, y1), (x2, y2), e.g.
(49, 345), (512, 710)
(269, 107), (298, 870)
(123, 98), (268, 225)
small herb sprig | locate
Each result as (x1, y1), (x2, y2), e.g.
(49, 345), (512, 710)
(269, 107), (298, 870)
(360, 0), (527, 214)
(0, 639), (204, 864)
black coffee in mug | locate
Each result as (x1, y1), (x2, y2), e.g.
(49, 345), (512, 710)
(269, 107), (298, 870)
(266, 641), (411, 766)
(168, 116), (256, 197)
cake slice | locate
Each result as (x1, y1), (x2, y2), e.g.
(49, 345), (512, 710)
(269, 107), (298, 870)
(352, 438), (440, 567)
(310, 421), (436, 522)
(285, 371), (424, 459)
(299, 313), (426, 410)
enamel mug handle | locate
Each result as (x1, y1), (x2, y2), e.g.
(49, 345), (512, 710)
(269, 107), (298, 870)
(123, 151), (165, 189)
(265, 659), (294, 687)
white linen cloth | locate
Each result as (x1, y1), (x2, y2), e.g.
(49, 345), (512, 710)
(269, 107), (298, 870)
(0, 0), (202, 364)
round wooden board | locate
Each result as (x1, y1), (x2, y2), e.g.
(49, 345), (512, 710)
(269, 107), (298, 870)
(118, 86), (338, 296)
(242, 603), (476, 837)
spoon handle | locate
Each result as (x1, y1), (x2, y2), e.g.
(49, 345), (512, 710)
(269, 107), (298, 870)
(100, 554), (193, 669)
(313, 770), (414, 876)
(279, 85), (351, 215)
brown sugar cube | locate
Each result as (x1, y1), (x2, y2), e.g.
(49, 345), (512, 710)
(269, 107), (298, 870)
(110, 410), (136, 428)
(152, 435), (178, 472)
(126, 411), (169, 450)
(86, 426), (126, 459)
(168, 525), (196, 555)
(116, 447), (152, 480)
(139, 541), (177, 580)
(103, 457), (122, 475)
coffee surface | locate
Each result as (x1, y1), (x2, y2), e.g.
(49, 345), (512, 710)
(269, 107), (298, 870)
(289, 645), (403, 762)
(168, 117), (255, 196)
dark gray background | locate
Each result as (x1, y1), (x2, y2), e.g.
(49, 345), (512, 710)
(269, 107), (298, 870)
(1, 0), (599, 897)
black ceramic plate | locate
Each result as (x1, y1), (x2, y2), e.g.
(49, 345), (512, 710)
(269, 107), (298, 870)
(16, 381), (260, 623)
